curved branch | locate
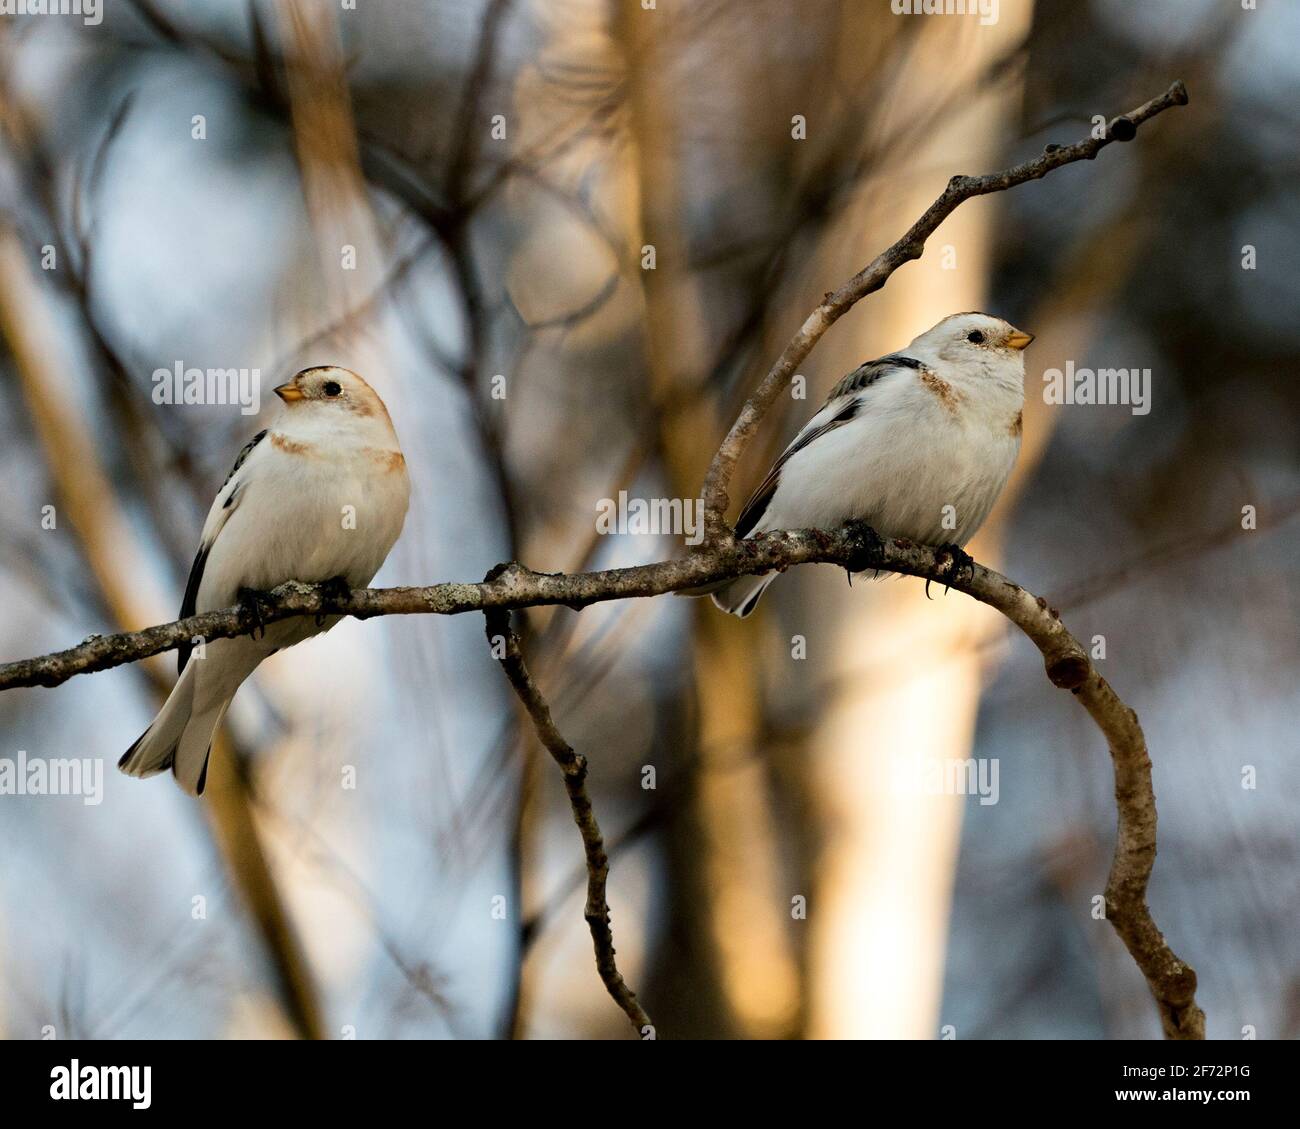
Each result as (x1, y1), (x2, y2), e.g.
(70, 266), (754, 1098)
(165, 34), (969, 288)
(484, 598), (651, 1036)
(0, 530), (1057, 692)
(698, 79), (1189, 533)
(0, 525), (1204, 1036)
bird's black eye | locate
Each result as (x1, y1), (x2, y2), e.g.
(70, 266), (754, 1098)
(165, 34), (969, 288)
(323, 380), (342, 397)
(967, 330), (985, 344)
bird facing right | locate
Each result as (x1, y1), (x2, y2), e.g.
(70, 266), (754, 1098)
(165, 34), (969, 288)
(696, 312), (1033, 617)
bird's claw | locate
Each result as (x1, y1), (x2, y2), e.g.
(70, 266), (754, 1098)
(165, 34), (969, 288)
(842, 519), (885, 577)
(936, 543), (976, 594)
(237, 587), (273, 639)
(316, 575), (351, 626)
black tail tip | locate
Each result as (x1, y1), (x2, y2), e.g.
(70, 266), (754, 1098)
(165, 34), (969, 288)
(119, 729), (175, 778)
(172, 747), (213, 796)
(118, 734), (144, 771)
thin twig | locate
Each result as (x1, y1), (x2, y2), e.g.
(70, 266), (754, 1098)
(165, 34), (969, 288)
(483, 596), (652, 1037)
(443, 0), (514, 207)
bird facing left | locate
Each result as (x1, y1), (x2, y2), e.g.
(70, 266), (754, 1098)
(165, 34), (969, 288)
(119, 365), (410, 795)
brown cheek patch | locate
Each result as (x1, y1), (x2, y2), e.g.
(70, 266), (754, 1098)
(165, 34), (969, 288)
(370, 450), (405, 473)
(919, 370), (961, 412)
(1010, 410), (1023, 437)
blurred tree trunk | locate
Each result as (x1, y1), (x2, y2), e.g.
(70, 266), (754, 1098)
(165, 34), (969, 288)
(0, 224), (324, 1040)
(614, 0), (812, 1037)
(799, 2), (1036, 1039)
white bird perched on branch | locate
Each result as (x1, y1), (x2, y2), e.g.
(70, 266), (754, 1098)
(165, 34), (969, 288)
(689, 312), (1032, 617)
(120, 366), (410, 794)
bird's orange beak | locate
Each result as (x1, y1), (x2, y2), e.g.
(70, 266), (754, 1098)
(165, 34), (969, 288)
(1006, 330), (1035, 351)
(274, 382), (304, 402)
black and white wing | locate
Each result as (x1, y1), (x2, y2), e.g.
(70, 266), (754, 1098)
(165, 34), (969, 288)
(176, 429), (267, 673)
(732, 355), (918, 538)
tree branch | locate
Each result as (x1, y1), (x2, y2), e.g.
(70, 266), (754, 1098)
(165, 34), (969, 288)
(0, 526), (1204, 1036)
(698, 79), (1189, 535)
(483, 595), (652, 1036)
(0, 530), (1048, 692)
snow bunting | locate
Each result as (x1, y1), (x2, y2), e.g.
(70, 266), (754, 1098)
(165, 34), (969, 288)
(697, 312), (1031, 617)
(120, 366), (410, 794)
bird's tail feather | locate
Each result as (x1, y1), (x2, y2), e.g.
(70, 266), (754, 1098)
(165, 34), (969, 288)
(707, 573), (778, 618)
(119, 661), (197, 781)
(119, 660), (232, 796)
(171, 697), (231, 796)
(673, 577), (732, 598)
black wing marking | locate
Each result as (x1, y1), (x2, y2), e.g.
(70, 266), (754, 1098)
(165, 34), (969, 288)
(734, 397), (863, 538)
(825, 353), (922, 401)
(177, 543), (210, 675)
(222, 429), (267, 493)
(177, 429), (266, 674)
(733, 354), (924, 539)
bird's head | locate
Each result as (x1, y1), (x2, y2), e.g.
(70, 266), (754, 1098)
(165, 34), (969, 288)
(273, 366), (398, 443)
(273, 365), (378, 411)
(910, 312), (1034, 373)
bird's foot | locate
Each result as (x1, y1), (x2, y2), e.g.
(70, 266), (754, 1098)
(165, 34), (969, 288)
(934, 543), (976, 594)
(237, 587), (274, 639)
(842, 519), (885, 581)
(316, 575), (351, 626)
